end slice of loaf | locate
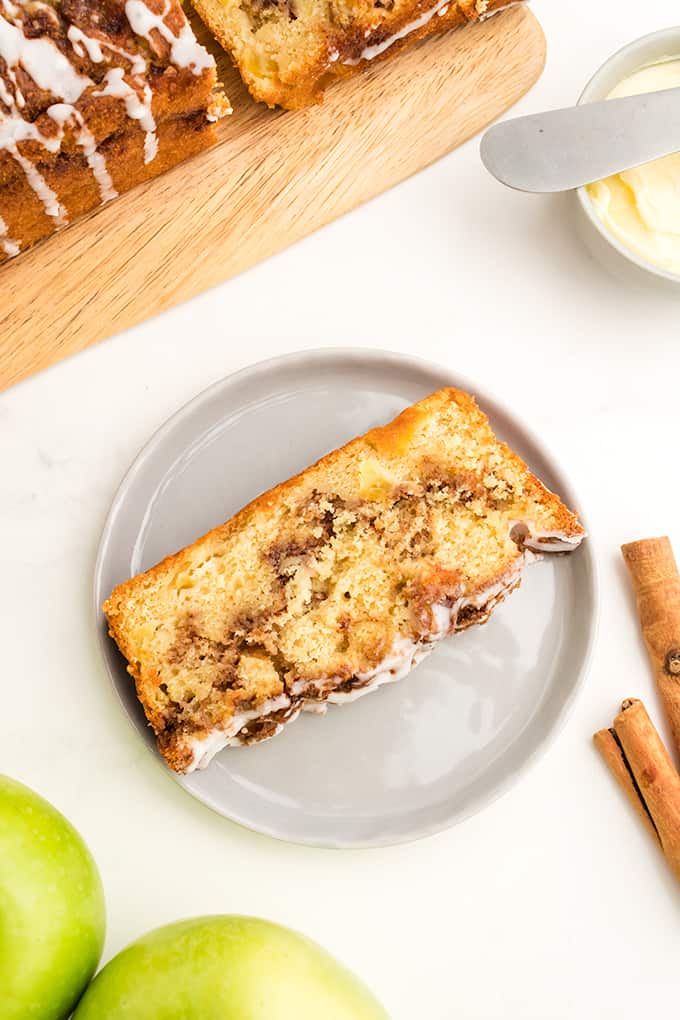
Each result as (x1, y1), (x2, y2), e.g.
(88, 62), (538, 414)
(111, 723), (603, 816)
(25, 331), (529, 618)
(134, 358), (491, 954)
(104, 387), (585, 773)
(190, 0), (516, 109)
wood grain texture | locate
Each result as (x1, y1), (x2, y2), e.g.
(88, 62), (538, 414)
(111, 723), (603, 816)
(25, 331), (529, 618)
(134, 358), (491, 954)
(0, 6), (545, 391)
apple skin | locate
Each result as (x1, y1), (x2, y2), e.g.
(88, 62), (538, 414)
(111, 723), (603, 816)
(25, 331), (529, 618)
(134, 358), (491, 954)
(74, 915), (389, 1019)
(0, 775), (106, 1020)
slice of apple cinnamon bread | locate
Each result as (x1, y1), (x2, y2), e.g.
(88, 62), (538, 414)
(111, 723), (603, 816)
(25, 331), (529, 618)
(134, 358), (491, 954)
(103, 387), (585, 773)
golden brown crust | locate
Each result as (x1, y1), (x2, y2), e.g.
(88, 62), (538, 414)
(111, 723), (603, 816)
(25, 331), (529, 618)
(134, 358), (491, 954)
(0, 111), (216, 262)
(104, 387), (585, 773)
(191, 0), (516, 109)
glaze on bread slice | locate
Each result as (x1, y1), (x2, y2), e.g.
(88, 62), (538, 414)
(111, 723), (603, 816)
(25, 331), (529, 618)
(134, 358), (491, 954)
(190, 0), (517, 109)
(103, 388), (585, 773)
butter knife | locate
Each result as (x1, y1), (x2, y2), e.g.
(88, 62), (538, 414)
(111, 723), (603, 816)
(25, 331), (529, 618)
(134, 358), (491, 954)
(480, 86), (680, 192)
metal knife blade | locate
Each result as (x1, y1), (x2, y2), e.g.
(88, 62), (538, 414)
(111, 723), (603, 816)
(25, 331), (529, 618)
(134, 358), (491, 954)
(480, 86), (680, 193)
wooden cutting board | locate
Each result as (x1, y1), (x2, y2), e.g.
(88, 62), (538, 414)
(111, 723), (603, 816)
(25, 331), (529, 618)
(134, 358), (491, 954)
(0, 6), (544, 391)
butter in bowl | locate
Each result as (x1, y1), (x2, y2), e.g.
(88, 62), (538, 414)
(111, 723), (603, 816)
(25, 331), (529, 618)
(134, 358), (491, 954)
(586, 60), (680, 276)
(577, 28), (680, 290)
(480, 26), (680, 291)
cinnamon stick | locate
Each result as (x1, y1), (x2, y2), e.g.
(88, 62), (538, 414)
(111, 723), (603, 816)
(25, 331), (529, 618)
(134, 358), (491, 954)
(606, 699), (680, 883)
(621, 537), (680, 759)
(593, 726), (659, 842)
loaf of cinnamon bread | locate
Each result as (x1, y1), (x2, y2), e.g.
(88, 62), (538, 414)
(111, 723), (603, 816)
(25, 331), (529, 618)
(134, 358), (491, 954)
(103, 387), (585, 774)
(0, 0), (229, 261)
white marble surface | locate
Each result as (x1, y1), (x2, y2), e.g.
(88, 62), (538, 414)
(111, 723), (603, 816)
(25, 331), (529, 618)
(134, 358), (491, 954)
(2, 2), (680, 1016)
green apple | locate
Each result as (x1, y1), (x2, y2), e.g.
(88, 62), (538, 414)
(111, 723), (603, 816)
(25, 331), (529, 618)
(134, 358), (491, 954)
(74, 915), (389, 1019)
(0, 775), (106, 1020)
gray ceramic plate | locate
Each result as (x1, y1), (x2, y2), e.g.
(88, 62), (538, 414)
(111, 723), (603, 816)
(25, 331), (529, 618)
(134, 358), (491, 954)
(94, 349), (597, 848)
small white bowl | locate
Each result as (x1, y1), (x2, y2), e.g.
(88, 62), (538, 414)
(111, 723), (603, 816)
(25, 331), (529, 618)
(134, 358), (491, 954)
(575, 27), (680, 293)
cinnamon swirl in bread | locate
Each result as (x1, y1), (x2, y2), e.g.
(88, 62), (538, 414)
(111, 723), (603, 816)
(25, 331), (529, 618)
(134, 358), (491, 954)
(103, 387), (585, 774)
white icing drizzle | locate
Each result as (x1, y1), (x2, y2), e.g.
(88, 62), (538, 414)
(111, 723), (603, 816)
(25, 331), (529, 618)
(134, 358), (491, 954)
(0, 110), (54, 151)
(124, 0), (212, 76)
(1, 0), (26, 108)
(523, 532), (583, 553)
(67, 24), (147, 76)
(0, 212), (19, 256)
(67, 25), (104, 63)
(343, 0), (452, 65)
(330, 637), (429, 704)
(510, 519), (583, 554)
(93, 67), (157, 165)
(48, 102), (117, 203)
(479, 0), (523, 21)
(108, 40), (146, 76)
(186, 694), (293, 771)
(0, 117), (63, 228)
(343, 0), (517, 66)
(0, 11), (91, 103)
(143, 117), (157, 162)
(7, 140), (65, 221)
(0, 66), (13, 107)
(0, 54), (24, 108)
(67, 22), (156, 164)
